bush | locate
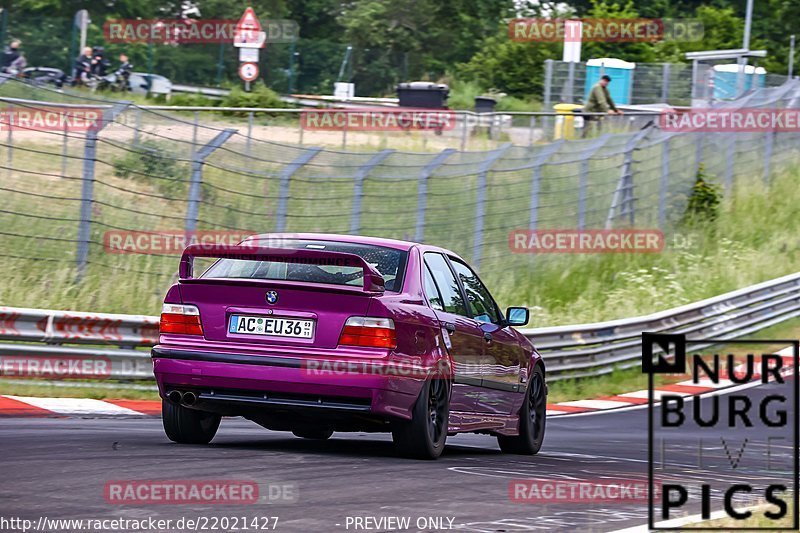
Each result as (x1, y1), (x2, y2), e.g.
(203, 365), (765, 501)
(219, 82), (288, 116)
(168, 93), (219, 107)
(683, 164), (722, 226)
(113, 140), (214, 202)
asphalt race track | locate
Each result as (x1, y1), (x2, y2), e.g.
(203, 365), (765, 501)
(0, 378), (795, 533)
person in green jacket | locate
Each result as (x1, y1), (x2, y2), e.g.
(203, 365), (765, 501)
(583, 75), (623, 136)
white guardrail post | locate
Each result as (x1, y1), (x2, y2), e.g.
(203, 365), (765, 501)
(0, 272), (799, 382)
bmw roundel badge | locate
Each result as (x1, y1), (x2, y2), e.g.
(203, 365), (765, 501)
(266, 290), (279, 304)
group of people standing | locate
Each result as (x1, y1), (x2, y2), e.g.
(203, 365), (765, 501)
(0, 39), (133, 89)
(73, 46), (132, 86)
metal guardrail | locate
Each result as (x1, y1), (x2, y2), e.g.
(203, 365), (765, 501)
(0, 272), (798, 382)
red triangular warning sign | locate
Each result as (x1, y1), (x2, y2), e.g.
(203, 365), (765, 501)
(236, 7), (261, 32)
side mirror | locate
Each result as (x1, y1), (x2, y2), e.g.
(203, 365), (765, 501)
(506, 306), (529, 327)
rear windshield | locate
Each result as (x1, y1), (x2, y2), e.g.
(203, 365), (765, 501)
(200, 239), (408, 292)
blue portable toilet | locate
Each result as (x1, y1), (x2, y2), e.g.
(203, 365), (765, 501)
(712, 64), (766, 100)
(584, 58), (635, 105)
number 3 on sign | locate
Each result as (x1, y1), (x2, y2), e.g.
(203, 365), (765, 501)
(239, 62), (259, 82)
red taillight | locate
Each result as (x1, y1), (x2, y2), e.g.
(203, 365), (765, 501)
(160, 304), (203, 336)
(339, 317), (396, 349)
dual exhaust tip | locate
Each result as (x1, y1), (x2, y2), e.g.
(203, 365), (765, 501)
(167, 390), (197, 406)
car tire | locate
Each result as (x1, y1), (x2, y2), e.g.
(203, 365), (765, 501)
(292, 428), (334, 440)
(392, 379), (449, 460)
(162, 399), (221, 444)
(498, 365), (546, 455)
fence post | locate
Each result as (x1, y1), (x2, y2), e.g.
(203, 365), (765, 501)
(529, 140), (564, 230)
(246, 111), (253, 157)
(460, 112), (468, 152)
(349, 149), (394, 234)
(61, 118), (69, 178)
(184, 129), (237, 233)
(661, 63), (671, 102)
(725, 133), (736, 193)
(577, 136), (610, 230)
(693, 130), (704, 179)
(763, 130), (774, 183)
(658, 136), (670, 228)
(565, 62), (575, 103)
(543, 59), (554, 135)
(472, 143), (512, 269)
(606, 129), (649, 229)
(415, 149), (455, 243)
(299, 113), (304, 145)
(528, 116), (536, 147)
(6, 103), (12, 177)
(76, 102), (131, 279)
(133, 106), (141, 147)
(192, 111), (199, 152)
(76, 128), (97, 279)
(275, 147), (322, 232)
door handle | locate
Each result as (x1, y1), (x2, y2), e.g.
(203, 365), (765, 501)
(483, 332), (493, 343)
(443, 322), (456, 334)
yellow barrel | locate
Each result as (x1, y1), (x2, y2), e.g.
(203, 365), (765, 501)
(553, 103), (584, 139)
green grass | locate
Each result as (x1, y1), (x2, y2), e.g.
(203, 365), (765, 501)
(0, 135), (799, 322)
(547, 316), (800, 403)
(0, 380), (158, 400)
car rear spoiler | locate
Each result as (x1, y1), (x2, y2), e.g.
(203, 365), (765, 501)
(178, 244), (386, 293)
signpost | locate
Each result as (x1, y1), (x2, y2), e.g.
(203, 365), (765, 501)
(234, 7), (264, 90)
(562, 20), (583, 103)
(238, 62), (259, 83)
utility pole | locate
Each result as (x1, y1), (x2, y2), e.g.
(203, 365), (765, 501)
(790, 35), (796, 79)
(736, 0), (755, 96)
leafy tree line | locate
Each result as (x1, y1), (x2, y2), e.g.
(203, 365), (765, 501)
(0, 0), (795, 101)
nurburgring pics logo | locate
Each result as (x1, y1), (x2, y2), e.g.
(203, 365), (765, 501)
(659, 109), (800, 132)
(300, 108), (456, 132)
(509, 18), (703, 42)
(643, 333), (799, 530)
(509, 229), (664, 254)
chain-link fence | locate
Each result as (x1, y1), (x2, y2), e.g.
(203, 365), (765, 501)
(544, 59), (791, 109)
(1, 76), (799, 311)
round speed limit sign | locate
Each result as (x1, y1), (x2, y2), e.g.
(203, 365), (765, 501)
(238, 62), (259, 82)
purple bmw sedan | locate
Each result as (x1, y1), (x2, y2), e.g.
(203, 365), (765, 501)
(152, 233), (546, 459)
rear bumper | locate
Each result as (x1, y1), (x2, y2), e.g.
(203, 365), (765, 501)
(151, 346), (428, 420)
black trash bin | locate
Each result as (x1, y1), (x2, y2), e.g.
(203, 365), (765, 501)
(396, 82), (449, 109)
(474, 96), (497, 113)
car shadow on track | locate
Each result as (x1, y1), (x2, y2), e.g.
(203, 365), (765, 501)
(207, 434), (501, 460)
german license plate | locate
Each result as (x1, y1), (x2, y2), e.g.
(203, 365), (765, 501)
(229, 315), (314, 339)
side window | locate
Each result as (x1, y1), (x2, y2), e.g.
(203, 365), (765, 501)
(422, 264), (444, 311)
(423, 253), (467, 316)
(449, 259), (501, 324)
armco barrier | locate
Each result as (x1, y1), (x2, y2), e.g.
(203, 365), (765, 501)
(0, 272), (799, 381)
